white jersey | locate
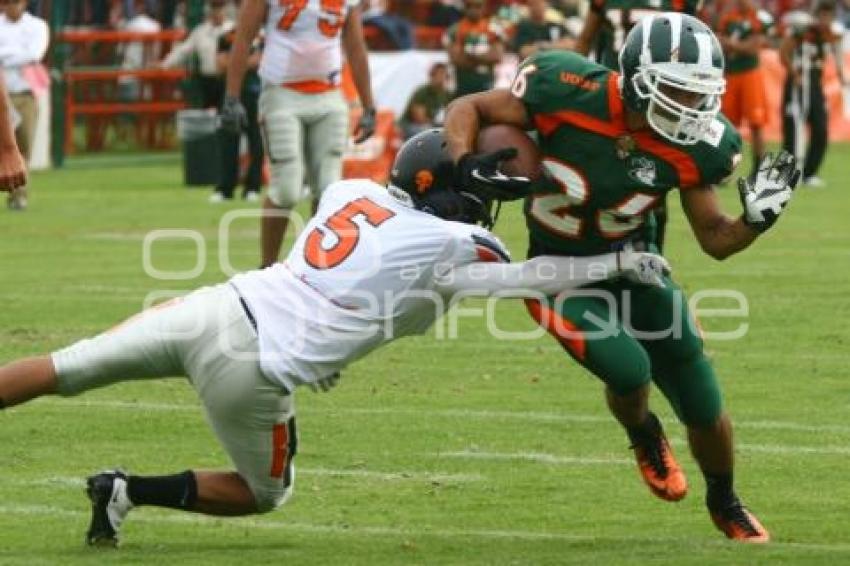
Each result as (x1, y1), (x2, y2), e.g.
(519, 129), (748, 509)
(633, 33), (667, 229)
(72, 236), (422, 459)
(230, 180), (510, 391)
(259, 0), (360, 86)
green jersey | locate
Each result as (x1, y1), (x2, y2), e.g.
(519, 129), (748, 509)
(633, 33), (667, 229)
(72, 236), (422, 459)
(512, 51), (741, 256)
(589, 0), (700, 70)
(444, 17), (506, 98)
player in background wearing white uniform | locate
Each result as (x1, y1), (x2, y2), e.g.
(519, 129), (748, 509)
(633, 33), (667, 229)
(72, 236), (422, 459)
(0, 130), (669, 547)
(223, 0), (378, 268)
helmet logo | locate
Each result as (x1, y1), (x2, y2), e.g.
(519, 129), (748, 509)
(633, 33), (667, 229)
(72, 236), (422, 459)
(415, 170), (434, 193)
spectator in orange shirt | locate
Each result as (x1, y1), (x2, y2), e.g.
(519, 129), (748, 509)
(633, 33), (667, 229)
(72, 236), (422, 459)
(717, 0), (771, 175)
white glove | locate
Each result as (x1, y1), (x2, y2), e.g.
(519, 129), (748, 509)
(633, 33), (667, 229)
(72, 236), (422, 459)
(738, 151), (801, 233)
(618, 250), (671, 288)
(309, 372), (341, 393)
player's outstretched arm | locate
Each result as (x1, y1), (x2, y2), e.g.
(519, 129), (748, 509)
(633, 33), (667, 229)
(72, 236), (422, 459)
(682, 151), (800, 260)
(681, 186), (759, 261)
(0, 76), (26, 192)
(434, 252), (670, 296)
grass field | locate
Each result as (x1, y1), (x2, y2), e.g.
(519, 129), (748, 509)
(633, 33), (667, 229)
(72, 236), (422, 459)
(1, 147), (849, 565)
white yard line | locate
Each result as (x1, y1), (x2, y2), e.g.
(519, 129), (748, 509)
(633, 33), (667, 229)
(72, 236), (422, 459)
(17, 468), (483, 489)
(1, 504), (849, 552)
(436, 450), (632, 466)
(42, 399), (850, 436)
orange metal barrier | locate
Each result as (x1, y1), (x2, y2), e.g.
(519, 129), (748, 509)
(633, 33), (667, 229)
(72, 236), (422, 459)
(58, 29), (189, 153)
(63, 67), (187, 153)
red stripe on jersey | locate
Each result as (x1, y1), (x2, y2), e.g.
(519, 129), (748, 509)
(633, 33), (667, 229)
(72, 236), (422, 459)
(525, 298), (586, 361)
(534, 110), (624, 138)
(607, 72), (625, 124)
(270, 422), (289, 478)
(633, 132), (701, 187)
(534, 71), (700, 187)
(535, 74), (627, 138)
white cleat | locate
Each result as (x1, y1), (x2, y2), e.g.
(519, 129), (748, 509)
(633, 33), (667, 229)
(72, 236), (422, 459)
(803, 176), (826, 188)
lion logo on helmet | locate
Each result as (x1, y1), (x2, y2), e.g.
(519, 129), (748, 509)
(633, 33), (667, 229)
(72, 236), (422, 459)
(415, 170), (434, 194)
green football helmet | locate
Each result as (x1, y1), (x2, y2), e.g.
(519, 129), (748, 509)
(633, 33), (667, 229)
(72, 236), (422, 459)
(619, 12), (726, 145)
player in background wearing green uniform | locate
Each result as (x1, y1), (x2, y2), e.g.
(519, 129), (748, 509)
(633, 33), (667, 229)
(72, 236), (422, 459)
(574, 0), (701, 253)
(445, 12), (801, 542)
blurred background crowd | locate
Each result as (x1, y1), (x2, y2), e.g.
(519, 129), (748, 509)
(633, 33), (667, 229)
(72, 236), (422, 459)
(3, 0), (848, 210)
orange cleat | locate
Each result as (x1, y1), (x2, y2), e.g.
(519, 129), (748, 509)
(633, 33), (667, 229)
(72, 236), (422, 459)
(711, 500), (770, 543)
(629, 414), (688, 502)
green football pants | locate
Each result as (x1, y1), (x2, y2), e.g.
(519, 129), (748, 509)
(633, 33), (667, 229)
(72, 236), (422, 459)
(526, 276), (723, 427)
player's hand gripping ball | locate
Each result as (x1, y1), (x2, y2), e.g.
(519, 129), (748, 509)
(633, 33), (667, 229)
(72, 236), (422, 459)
(455, 125), (542, 201)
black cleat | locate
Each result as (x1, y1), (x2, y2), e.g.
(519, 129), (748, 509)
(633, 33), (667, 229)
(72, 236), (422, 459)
(85, 470), (132, 547)
(710, 497), (770, 543)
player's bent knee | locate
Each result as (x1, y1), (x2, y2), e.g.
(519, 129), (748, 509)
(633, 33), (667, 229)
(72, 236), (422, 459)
(252, 482), (293, 514)
(266, 182), (300, 209)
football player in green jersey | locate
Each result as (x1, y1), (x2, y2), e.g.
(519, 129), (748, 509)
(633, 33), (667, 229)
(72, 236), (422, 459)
(574, 0), (701, 254)
(446, 12), (800, 543)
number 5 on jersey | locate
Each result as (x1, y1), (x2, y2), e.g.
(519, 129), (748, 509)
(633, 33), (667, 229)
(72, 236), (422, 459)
(304, 197), (396, 269)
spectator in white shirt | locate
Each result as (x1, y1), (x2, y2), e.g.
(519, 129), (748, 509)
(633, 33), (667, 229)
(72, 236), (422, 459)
(119, 0), (162, 101)
(0, 0), (49, 211)
(160, 0), (234, 108)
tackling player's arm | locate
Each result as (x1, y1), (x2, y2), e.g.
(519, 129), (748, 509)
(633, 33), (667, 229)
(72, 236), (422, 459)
(342, 4), (377, 142)
(0, 75), (26, 192)
(680, 186), (758, 260)
(434, 251), (671, 295)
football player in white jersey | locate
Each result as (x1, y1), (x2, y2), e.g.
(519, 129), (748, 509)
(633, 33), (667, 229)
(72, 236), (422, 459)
(0, 130), (669, 547)
(222, 0), (377, 268)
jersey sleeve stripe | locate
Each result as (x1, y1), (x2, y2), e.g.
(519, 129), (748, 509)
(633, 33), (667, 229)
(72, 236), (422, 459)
(534, 110), (623, 139)
(535, 74), (626, 138)
(607, 72), (624, 122)
(472, 234), (511, 263)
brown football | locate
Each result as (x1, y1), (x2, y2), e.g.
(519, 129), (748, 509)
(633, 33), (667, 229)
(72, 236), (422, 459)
(475, 124), (543, 182)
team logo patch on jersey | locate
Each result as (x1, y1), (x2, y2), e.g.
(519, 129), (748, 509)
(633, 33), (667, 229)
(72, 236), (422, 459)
(627, 156), (657, 186)
(415, 170), (434, 193)
(703, 118), (726, 147)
